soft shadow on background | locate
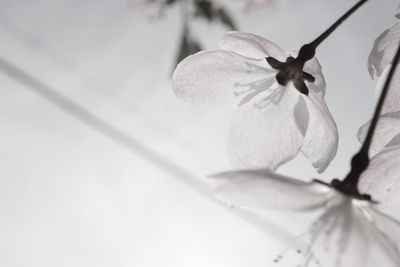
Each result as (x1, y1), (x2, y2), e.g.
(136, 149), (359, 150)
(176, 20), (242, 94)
(0, 0), (397, 266)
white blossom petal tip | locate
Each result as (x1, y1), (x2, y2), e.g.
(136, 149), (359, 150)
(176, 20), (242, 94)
(209, 169), (332, 211)
(301, 91), (338, 173)
(218, 31), (287, 60)
(368, 23), (400, 78)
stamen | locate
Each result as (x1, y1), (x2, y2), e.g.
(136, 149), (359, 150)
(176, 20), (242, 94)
(233, 78), (275, 105)
(253, 87), (283, 109)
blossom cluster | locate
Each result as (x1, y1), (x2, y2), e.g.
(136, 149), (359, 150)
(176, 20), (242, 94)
(171, 2), (400, 267)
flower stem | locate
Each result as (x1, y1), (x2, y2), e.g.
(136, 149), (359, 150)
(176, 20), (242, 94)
(342, 42), (400, 190)
(297, 0), (369, 62)
(309, 0), (368, 49)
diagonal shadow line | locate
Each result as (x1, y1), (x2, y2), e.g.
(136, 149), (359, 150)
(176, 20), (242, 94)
(0, 55), (295, 243)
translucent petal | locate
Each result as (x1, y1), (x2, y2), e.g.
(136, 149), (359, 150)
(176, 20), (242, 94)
(228, 84), (307, 170)
(368, 23), (400, 78)
(357, 112), (400, 156)
(359, 147), (400, 207)
(172, 50), (275, 107)
(374, 65), (400, 114)
(218, 31), (287, 61)
(300, 79), (338, 173)
(368, 207), (400, 254)
(209, 169), (332, 210)
(303, 56), (326, 95)
(311, 198), (400, 267)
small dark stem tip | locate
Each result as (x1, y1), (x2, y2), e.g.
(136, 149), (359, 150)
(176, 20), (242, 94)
(298, 44), (316, 62)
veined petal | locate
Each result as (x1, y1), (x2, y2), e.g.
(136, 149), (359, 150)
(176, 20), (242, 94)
(218, 31), (287, 61)
(357, 112), (400, 156)
(368, 23), (400, 78)
(228, 84), (306, 170)
(301, 92), (338, 173)
(210, 169), (332, 210)
(359, 146), (400, 208)
(172, 50), (275, 107)
(367, 207), (400, 254)
(375, 65), (400, 114)
(311, 198), (400, 267)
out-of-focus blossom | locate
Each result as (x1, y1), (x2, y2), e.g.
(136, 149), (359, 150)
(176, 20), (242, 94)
(173, 31), (337, 173)
(210, 169), (400, 267)
(229, 0), (283, 10)
(132, 0), (167, 19)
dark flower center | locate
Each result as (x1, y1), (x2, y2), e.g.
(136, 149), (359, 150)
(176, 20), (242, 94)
(313, 179), (373, 202)
(266, 44), (317, 96)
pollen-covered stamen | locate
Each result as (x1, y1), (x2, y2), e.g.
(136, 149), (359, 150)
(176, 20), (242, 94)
(266, 55), (315, 96)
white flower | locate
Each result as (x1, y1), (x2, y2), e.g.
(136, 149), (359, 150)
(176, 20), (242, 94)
(210, 169), (400, 267)
(357, 114), (400, 207)
(172, 31), (338, 173)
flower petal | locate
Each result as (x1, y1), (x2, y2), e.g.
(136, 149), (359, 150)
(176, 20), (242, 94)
(311, 198), (400, 267)
(374, 65), (400, 114)
(359, 147), (400, 208)
(368, 207), (400, 254)
(368, 23), (400, 78)
(209, 169), (332, 210)
(303, 56), (326, 95)
(228, 84), (306, 170)
(172, 50), (275, 107)
(357, 112), (400, 156)
(301, 92), (338, 173)
(218, 31), (287, 61)
(299, 58), (337, 173)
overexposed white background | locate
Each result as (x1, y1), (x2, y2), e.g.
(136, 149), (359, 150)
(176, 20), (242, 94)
(0, 0), (398, 266)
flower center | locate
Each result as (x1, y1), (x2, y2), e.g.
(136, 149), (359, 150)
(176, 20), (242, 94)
(313, 179), (373, 201)
(266, 55), (315, 96)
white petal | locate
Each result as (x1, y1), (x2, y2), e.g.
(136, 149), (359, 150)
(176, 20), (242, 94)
(311, 198), (400, 267)
(210, 169), (332, 210)
(368, 23), (400, 78)
(300, 72), (338, 173)
(218, 31), (287, 61)
(357, 112), (400, 156)
(228, 84), (306, 170)
(303, 56), (326, 95)
(367, 207), (400, 254)
(375, 65), (400, 114)
(359, 147), (400, 208)
(172, 50), (275, 107)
